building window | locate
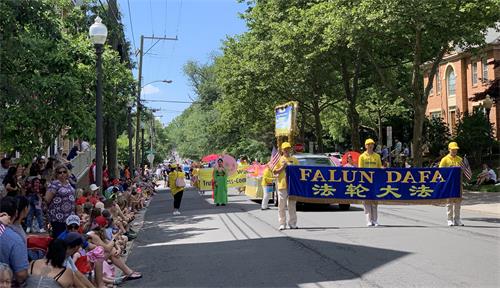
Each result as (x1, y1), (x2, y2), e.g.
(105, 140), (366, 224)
(436, 69), (441, 94)
(482, 57), (489, 82)
(472, 61), (478, 85)
(430, 111), (441, 119)
(446, 67), (456, 97)
(429, 76), (434, 95)
(449, 106), (457, 132)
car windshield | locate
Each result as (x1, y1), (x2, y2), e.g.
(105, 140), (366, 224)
(298, 157), (333, 166)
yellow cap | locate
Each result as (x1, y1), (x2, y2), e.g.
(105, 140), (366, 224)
(171, 164), (178, 168)
(365, 138), (375, 146)
(281, 142), (292, 150)
(448, 142), (459, 150)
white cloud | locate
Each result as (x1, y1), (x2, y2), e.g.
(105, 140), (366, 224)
(141, 84), (160, 95)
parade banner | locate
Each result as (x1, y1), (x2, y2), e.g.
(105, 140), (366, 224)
(198, 167), (248, 191)
(287, 166), (462, 204)
(275, 102), (297, 136)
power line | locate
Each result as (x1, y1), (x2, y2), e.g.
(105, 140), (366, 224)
(126, 0), (137, 54)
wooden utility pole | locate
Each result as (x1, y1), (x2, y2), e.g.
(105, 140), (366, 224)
(135, 35), (177, 169)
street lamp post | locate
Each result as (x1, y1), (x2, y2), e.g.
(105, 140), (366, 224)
(89, 16), (107, 191)
(127, 101), (134, 172)
(141, 122), (145, 167)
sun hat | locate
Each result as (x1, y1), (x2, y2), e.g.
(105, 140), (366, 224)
(281, 142), (292, 150)
(448, 142), (459, 150)
(89, 184), (100, 191)
(365, 138), (375, 145)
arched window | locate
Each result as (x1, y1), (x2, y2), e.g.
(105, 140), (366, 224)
(446, 67), (456, 97)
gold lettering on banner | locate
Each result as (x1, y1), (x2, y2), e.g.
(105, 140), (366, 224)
(419, 170), (431, 183)
(387, 171), (402, 183)
(328, 170), (342, 182)
(311, 169), (326, 182)
(300, 168), (312, 181)
(359, 171), (374, 183)
(431, 171), (446, 183)
(342, 170), (356, 183)
(402, 171), (416, 183)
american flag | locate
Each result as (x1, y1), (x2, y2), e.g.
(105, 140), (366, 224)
(268, 146), (281, 170)
(0, 223), (5, 236)
(460, 155), (472, 181)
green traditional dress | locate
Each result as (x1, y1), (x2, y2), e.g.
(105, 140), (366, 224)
(213, 168), (228, 205)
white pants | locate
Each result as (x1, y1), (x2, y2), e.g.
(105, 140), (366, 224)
(363, 203), (378, 223)
(261, 185), (272, 209)
(447, 202), (461, 222)
(278, 189), (297, 226)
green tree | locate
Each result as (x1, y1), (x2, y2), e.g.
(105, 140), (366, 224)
(454, 110), (495, 165)
(423, 117), (451, 159)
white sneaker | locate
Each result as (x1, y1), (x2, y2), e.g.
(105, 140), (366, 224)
(447, 220), (454, 226)
(367, 222), (374, 227)
(173, 211), (181, 215)
(279, 225), (286, 230)
(373, 221), (379, 227)
(39, 228), (46, 233)
(26, 227), (31, 233)
(289, 225), (298, 229)
(455, 220), (464, 226)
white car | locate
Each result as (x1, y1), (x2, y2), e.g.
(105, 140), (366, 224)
(275, 153), (350, 210)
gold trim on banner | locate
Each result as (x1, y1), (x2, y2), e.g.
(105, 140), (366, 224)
(288, 196), (463, 205)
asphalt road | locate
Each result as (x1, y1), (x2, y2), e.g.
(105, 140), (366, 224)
(123, 186), (500, 288)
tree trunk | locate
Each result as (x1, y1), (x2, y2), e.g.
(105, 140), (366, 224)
(412, 104), (425, 166)
(341, 58), (361, 152)
(378, 110), (383, 145)
(312, 99), (324, 153)
(348, 103), (361, 151)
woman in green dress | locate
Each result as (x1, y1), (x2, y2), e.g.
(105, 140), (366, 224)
(212, 158), (228, 206)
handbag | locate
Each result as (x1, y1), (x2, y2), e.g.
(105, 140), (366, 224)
(175, 176), (186, 188)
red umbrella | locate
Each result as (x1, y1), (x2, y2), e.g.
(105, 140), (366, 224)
(202, 154), (219, 162)
(341, 151), (361, 166)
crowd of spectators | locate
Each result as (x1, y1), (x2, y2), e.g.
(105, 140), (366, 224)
(0, 154), (156, 288)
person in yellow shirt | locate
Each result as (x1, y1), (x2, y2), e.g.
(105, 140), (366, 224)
(261, 164), (275, 210)
(439, 142), (464, 226)
(272, 142), (299, 230)
(358, 138), (383, 227)
(168, 164), (186, 215)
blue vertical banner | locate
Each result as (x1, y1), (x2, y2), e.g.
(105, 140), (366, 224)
(275, 103), (294, 136)
(287, 166), (462, 204)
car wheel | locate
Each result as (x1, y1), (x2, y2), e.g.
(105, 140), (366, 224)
(339, 204), (350, 211)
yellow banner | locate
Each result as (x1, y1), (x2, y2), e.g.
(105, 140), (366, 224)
(198, 166), (248, 191)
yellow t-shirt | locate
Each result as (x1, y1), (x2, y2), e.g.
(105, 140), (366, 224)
(273, 155), (299, 190)
(168, 171), (185, 195)
(358, 152), (382, 168)
(261, 167), (274, 186)
(439, 154), (462, 167)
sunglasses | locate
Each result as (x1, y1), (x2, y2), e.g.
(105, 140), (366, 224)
(57, 170), (68, 175)
(68, 224), (79, 230)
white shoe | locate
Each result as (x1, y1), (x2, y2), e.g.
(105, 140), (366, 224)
(289, 225), (298, 229)
(279, 225), (286, 230)
(26, 227), (31, 233)
(455, 220), (464, 226)
(373, 221), (379, 227)
(39, 228), (46, 233)
(367, 222), (374, 227)
(173, 211), (181, 215)
(447, 220), (454, 226)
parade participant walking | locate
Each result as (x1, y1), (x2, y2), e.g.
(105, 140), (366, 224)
(273, 142), (299, 230)
(359, 138), (382, 227)
(212, 158), (228, 206)
(439, 142), (464, 226)
(261, 164), (275, 210)
(168, 164), (185, 215)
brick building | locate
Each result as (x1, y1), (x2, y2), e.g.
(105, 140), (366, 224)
(424, 28), (499, 139)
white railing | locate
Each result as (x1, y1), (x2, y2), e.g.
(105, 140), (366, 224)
(71, 148), (95, 180)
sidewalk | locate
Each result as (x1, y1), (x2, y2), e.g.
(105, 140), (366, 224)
(462, 190), (500, 215)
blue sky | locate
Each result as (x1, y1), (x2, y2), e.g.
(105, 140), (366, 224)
(117, 0), (248, 125)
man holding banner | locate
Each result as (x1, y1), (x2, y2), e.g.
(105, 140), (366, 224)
(358, 138), (383, 227)
(273, 142), (299, 230)
(439, 142), (464, 227)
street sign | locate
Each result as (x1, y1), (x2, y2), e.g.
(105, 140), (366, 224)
(386, 126), (393, 148)
(294, 143), (305, 152)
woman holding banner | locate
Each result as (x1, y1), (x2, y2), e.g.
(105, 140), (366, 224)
(359, 138), (383, 227)
(213, 158), (228, 206)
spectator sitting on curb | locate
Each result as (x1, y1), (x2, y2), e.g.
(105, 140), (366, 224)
(476, 163), (497, 186)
